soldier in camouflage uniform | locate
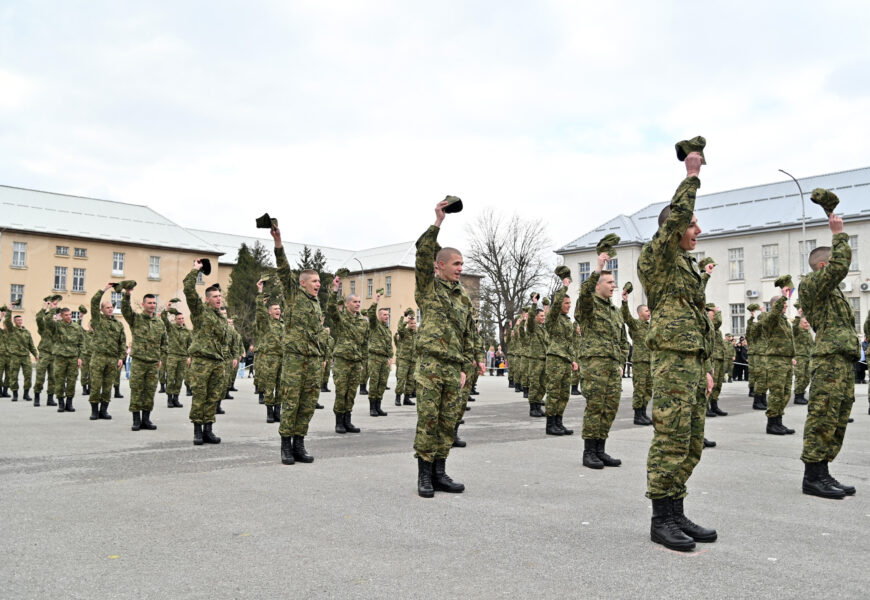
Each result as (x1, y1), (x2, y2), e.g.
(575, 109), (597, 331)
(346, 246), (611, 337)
(638, 148), (717, 551)
(326, 277), (368, 434)
(705, 305), (728, 418)
(864, 312), (869, 414)
(272, 227), (325, 465)
(747, 306), (769, 409)
(34, 298), (60, 406)
(366, 294), (393, 417)
(516, 310), (530, 397)
(122, 288), (167, 431)
(0, 320), (8, 398)
(78, 307), (93, 396)
(798, 212), (859, 499)
(543, 278), (579, 435)
(575, 253), (628, 469)
(45, 307), (84, 413)
(394, 310), (418, 406)
(161, 304), (192, 409)
(505, 323), (515, 388)
(255, 282), (284, 424)
(184, 262), (230, 445)
(525, 294), (549, 418)
(3, 308), (38, 402)
(321, 324), (334, 393)
(454, 303), (484, 448)
(89, 285), (127, 420)
(413, 199), (481, 498)
(761, 293), (796, 435)
(621, 291), (653, 425)
(570, 324), (582, 395)
(792, 311), (813, 405)
(359, 325), (370, 397)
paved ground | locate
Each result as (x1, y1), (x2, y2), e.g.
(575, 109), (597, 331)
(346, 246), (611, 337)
(1, 374), (868, 599)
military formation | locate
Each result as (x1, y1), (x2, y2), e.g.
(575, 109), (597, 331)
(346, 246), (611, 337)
(2, 137), (866, 555)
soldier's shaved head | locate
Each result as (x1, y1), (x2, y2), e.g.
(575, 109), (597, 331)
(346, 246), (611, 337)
(299, 269), (321, 296)
(205, 285), (222, 309)
(101, 301), (114, 317)
(809, 246), (831, 271)
(346, 294), (361, 314)
(435, 247), (463, 283)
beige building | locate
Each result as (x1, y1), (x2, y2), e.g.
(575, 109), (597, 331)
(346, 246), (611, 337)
(556, 166), (870, 339)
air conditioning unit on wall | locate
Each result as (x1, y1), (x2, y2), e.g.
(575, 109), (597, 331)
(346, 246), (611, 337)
(838, 281), (852, 293)
(860, 282), (870, 293)
(745, 289), (759, 298)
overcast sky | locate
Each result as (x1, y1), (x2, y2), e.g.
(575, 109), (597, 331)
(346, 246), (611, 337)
(2, 1), (870, 259)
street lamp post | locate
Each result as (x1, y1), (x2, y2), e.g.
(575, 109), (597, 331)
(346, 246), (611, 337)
(778, 168), (807, 273)
(354, 258), (365, 296)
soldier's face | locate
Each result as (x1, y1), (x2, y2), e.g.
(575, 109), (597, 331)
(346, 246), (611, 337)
(638, 306), (651, 321)
(378, 309), (389, 323)
(561, 296), (571, 314)
(347, 296), (361, 313)
(61, 311), (72, 323)
(800, 318), (810, 330)
(596, 274), (615, 299)
(142, 298), (157, 314)
(101, 302), (114, 316)
(206, 290), (222, 309)
(176, 315), (185, 326)
(679, 214), (701, 251)
(535, 311), (545, 323)
(301, 274), (321, 296)
(269, 305), (281, 319)
(438, 252), (463, 283)
(408, 319), (417, 329)
(13, 316), (23, 327)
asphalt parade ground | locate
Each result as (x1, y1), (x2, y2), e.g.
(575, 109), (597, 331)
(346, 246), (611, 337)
(2, 374), (868, 599)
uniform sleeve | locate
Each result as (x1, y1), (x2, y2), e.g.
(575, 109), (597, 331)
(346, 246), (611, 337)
(76, 327), (84, 357)
(809, 233), (852, 299)
(255, 293), (269, 335)
(620, 301), (637, 335)
(643, 176), (700, 271)
(274, 246), (299, 304)
(36, 309), (45, 334)
(574, 271), (600, 325)
(415, 226), (439, 299)
(3, 310), (11, 330)
(763, 297), (788, 334)
(117, 326), (127, 361)
(526, 301), (538, 333)
(90, 290), (104, 326)
(183, 269), (203, 323)
(368, 302), (378, 328)
(546, 286), (568, 330)
(121, 293), (135, 328)
(326, 291), (344, 333)
(864, 311), (870, 341)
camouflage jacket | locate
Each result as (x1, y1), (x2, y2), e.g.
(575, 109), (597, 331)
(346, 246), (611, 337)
(224, 326), (244, 361)
(122, 293), (166, 362)
(275, 246), (324, 357)
(792, 318), (814, 358)
(3, 312), (38, 358)
(184, 269), (230, 361)
(367, 302), (394, 358)
(515, 321), (528, 357)
(327, 291), (369, 362)
(45, 318), (84, 358)
(525, 302), (550, 359)
(710, 313), (725, 361)
(255, 294), (284, 356)
(394, 317), (417, 361)
(620, 301), (650, 362)
(413, 225), (475, 366)
(90, 290), (126, 360)
(572, 326), (582, 362)
(160, 312), (193, 357)
(798, 233), (860, 359)
(81, 327), (94, 358)
(762, 296), (795, 357)
(574, 271), (628, 362)
(35, 308), (56, 354)
(544, 286), (574, 362)
(637, 175), (713, 359)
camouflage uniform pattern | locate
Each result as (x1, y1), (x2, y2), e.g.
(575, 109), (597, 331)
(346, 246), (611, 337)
(708, 313), (725, 403)
(3, 312), (38, 392)
(321, 333), (335, 388)
(525, 301), (549, 406)
(45, 318), (84, 398)
(762, 296), (795, 418)
(571, 327), (582, 388)
(326, 290), (369, 414)
(799, 233), (860, 463)
(255, 294), (284, 407)
(89, 290), (126, 405)
(122, 293), (167, 412)
(792, 318), (813, 396)
(79, 327), (93, 389)
(33, 308), (56, 394)
(621, 301), (651, 409)
(394, 316), (417, 396)
(366, 301), (393, 401)
(161, 310), (192, 395)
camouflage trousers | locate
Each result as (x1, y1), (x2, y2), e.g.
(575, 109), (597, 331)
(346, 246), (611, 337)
(333, 356), (361, 413)
(90, 354), (119, 404)
(632, 358), (652, 409)
(647, 351), (707, 500)
(188, 356), (225, 424)
(754, 355), (770, 395)
(765, 356), (793, 418)
(709, 358), (726, 403)
(253, 351), (261, 393)
(33, 353), (54, 394)
(801, 355), (854, 463)
(367, 354), (390, 401)
(6, 355), (33, 392)
(80, 356), (91, 387)
(224, 359), (236, 393)
(468, 367), (479, 391)
(279, 354), (322, 437)
(544, 355), (572, 416)
(747, 353), (756, 389)
(414, 355), (462, 462)
(579, 357), (622, 440)
(359, 358), (369, 388)
(527, 357), (546, 404)
(571, 362), (582, 387)
(793, 356), (811, 396)
(158, 356), (167, 385)
(53, 356), (79, 398)
(520, 356), (530, 388)
(321, 359), (332, 387)
(166, 355), (188, 395)
(395, 358), (416, 396)
(114, 365), (121, 386)
(459, 366), (473, 415)
(258, 353), (283, 406)
(129, 358), (159, 412)
(0, 355), (7, 388)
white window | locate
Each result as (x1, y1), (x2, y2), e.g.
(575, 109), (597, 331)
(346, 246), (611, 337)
(384, 307), (391, 327)
(74, 247), (87, 258)
(690, 251), (705, 263)
(56, 245), (69, 256)
(71, 311), (80, 323)
(728, 248), (744, 280)
(149, 256), (161, 279)
(10, 284), (24, 308)
(54, 266), (67, 291)
(730, 303), (745, 336)
(850, 297), (861, 331)
(110, 292), (123, 314)
(72, 268), (86, 292)
(12, 242), (26, 267)
(112, 252), (125, 276)
(578, 262), (590, 283)
(799, 239), (816, 275)
(763, 302), (771, 312)
(367, 278), (373, 298)
(385, 276), (392, 297)
(350, 280), (356, 295)
(196, 271), (204, 285)
(762, 244), (779, 278)
(605, 258), (618, 287)
(849, 235), (859, 271)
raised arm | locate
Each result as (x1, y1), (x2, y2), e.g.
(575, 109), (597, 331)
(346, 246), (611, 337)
(183, 267), (203, 323)
(121, 291), (135, 327)
(574, 271), (599, 324)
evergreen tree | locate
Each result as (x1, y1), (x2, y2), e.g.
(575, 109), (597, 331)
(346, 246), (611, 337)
(296, 245), (333, 314)
(227, 242), (273, 347)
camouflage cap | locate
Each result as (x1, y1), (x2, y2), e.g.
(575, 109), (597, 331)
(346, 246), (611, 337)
(541, 297), (550, 306)
(794, 300), (802, 310)
(10, 298), (21, 308)
(0, 305), (7, 312)
(774, 274), (794, 289)
(375, 288), (385, 296)
(43, 295), (52, 302)
(698, 256), (715, 268)
(443, 195), (463, 214)
(522, 306), (530, 313)
(554, 265), (571, 279)
(404, 308), (414, 317)
(747, 303), (760, 312)
(675, 136), (707, 165)
(169, 297), (181, 303)
(335, 268), (350, 279)
(705, 302), (716, 311)
(167, 307), (181, 315)
(199, 258), (212, 276)
(623, 281), (633, 294)
(810, 188), (839, 216)
(50, 294), (63, 302)
(115, 280), (137, 292)
(78, 305), (88, 315)
(255, 212), (278, 229)
(596, 233), (621, 257)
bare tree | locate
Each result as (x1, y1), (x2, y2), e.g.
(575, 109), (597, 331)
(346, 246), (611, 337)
(465, 209), (551, 349)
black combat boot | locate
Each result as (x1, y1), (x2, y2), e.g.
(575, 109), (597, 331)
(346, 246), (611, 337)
(12, 390), (18, 401)
(369, 400), (379, 417)
(766, 416), (787, 435)
(433, 458), (465, 493)
(403, 394), (414, 406)
(571, 384), (581, 396)
(793, 393), (807, 405)
(508, 377), (514, 388)
(266, 405), (276, 424)
(802, 461), (846, 499)
(671, 498), (717, 542)
(83, 384), (90, 396)
(752, 395), (765, 410)
(344, 411), (360, 433)
(711, 400), (727, 416)
(159, 382), (166, 393)
(47, 393), (56, 406)
(334, 412), (346, 434)
(193, 423), (204, 446)
(186, 384), (192, 397)
(748, 384), (754, 397)
(224, 391), (233, 400)
(529, 403), (545, 418)
(760, 394), (768, 410)
(114, 385), (123, 399)
(514, 382), (522, 393)
(131, 411), (141, 431)
(173, 394), (183, 408)
(452, 423), (466, 447)
(470, 385), (479, 396)
(229, 384), (238, 392)
(359, 384), (368, 396)
(323, 383), (331, 393)
(556, 415), (573, 435)
(202, 423), (220, 443)
(820, 462), (855, 495)
(634, 407), (652, 425)
(522, 387), (529, 399)
(258, 391), (265, 404)
(779, 416), (795, 435)
(706, 402), (717, 417)
(34, 392), (40, 407)
(595, 439), (622, 467)
(89, 403), (99, 420)
(216, 401), (225, 414)
(56, 397), (66, 413)
(274, 404), (281, 421)
(315, 402), (324, 409)
(650, 498), (696, 551)
(703, 438), (716, 448)
(167, 395), (174, 408)
(545, 416), (563, 436)
(582, 439), (604, 469)
(396, 393), (402, 406)
(65, 397), (75, 412)
(280, 436), (294, 464)
(320, 383), (329, 393)
(0, 387), (8, 397)
(375, 399), (388, 416)
(140, 410), (157, 430)
(417, 457), (434, 498)
(292, 436), (314, 463)
(98, 402), (112, 420)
